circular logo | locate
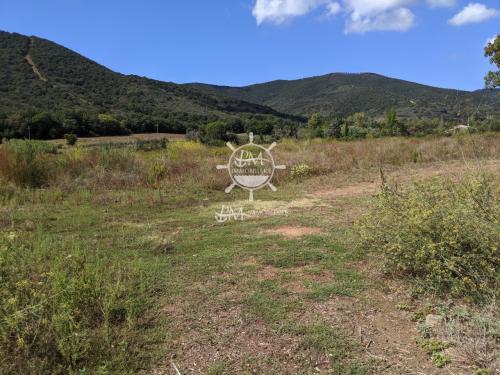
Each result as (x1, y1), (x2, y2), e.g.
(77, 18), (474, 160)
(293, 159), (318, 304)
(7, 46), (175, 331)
(216, 133), (286, 202)
(229, 143), (275, 190)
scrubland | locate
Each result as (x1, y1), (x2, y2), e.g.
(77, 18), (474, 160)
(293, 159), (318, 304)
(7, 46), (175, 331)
(0, 133), (498, 374)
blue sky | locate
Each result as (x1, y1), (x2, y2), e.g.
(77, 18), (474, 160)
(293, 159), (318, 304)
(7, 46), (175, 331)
(0, 0), (498, 90)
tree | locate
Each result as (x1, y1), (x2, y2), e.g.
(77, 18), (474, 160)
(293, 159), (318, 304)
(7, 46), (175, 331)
(386, 108), (398, 135)
(30, 112), (62, 139)
(205, 120), (230, 143)
(307, 113), (324, 138)
(328, 116), (343, 138)
(350, 112), (367, 128)
(484, 35), (499, 88)
(95, 114), (130, 136)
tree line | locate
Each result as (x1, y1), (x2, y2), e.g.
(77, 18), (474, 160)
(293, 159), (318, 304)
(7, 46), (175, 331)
(304, 109), (500, 140)
(0, 109), (303, 141)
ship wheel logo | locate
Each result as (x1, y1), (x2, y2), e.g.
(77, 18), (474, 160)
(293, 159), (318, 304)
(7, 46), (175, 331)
(217, 133), (286, 202)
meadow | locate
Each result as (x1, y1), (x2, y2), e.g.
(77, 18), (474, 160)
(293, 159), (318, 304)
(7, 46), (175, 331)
(0, 133), (498, 374)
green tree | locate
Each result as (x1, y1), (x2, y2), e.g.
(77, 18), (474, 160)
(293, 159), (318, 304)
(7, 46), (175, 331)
(95, 114), (130, 136)
(350, 112), (367, 128)
(386, 108), (398, 135)
(307, 113), (324, 138)
(484, 35), (499, 88)
(328, 116), (343, 138)
(205, 120), (229, 142)
(30, 112), (62, 139)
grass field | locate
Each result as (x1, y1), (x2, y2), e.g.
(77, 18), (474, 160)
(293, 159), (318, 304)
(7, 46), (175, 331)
(0, 133), (498, 374)
(49, 133), (186, 147)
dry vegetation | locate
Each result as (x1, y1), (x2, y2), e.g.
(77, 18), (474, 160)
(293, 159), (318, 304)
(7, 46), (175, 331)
(0, 133), (498, 374)
(1, 133), (498, 192)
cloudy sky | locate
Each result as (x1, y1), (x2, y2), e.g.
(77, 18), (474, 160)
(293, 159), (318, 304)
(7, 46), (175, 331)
(1, 0), (498, 90)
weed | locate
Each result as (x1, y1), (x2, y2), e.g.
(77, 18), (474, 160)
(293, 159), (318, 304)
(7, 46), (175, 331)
(418, 338), (450, 354)
(431, 352), (450, 368)
(417, 322), (432, 339)
(290, 163), (313, 179)
(395, 303), (410, 311)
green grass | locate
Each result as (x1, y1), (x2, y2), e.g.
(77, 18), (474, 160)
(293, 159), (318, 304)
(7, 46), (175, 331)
(0, 183), (372, 374)
(6, 135), (497, 374)
(244, 280), (300, 323)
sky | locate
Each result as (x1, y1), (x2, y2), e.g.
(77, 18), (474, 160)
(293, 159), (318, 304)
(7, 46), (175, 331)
(0, 0), (498, 91)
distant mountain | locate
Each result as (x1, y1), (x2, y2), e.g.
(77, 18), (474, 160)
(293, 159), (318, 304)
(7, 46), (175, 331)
(188, 73), (500, 120)
(1, 29), (497, 138)
(0, 30), (298, 133)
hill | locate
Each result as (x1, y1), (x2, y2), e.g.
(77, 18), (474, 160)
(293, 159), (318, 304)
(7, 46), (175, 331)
(0, 31), (300, 138)
(188, 73), (500, 120)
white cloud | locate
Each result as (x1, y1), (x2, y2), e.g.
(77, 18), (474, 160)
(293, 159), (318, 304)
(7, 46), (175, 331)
(343, 0), (415, 17)
(252, 0), (334, 24)
(252, 0), (417, 33)
(448, 3), (499, 26)
(426, 0), (456, 8)
(345, 7), (415, 33)
(326, 2), (342, 16)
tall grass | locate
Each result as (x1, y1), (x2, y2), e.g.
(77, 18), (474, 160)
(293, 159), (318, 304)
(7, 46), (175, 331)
(0, 230), (156, 374)
(0, 134), (498, 193)
(0, 140), (59, 187)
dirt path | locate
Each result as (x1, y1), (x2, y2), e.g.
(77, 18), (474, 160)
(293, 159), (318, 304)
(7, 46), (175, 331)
(25, 37), (47, 82)
(150, 159), (499, 374)
(309, 159), (500, 199)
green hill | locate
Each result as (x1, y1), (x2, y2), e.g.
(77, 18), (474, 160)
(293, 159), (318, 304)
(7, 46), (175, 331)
(188, 73), (500, 120)
(0, 31), (300, 138)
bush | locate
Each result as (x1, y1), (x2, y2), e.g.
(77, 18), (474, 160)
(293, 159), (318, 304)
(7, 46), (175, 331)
(134, 137), (168, 151)
(64, 133), (77, 146)
(290, 163), (313, 180)
(357, 173), (499, 302)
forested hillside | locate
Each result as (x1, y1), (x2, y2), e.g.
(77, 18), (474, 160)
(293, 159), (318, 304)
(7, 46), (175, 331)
(0, 31), (301, 138)
(189, 73), (500, 120)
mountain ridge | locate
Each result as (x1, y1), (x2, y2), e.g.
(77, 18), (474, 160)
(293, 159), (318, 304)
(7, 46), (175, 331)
(0, 30), (300, 137)
(190, 71), (484, 92)
(1, 29), (498, 137)
(187, 72), (500, 120)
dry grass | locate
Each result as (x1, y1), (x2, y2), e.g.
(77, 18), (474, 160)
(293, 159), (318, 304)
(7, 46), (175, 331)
(1, 133), (498, 374)
(434, 303), (499, 373)
(1, 133), (498, 194)
(49, 133), (186, 146)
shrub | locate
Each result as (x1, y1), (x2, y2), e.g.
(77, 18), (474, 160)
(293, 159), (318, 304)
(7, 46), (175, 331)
(432, 352), (450, 368)
(290, 163), (313, 180)
(357, 173), (499, 302)
(0, 140), (59, 187)
(134, 137), (168, 151)
(64, 133), (78, 146)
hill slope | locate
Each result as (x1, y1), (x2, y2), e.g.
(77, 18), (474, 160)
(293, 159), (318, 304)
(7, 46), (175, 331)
(188, 73), (500, 120)
(0, 30), (298, 134)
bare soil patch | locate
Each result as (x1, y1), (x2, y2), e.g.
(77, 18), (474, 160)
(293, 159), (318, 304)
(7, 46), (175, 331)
(263, 226), (323, 238)
(294, 290), (456, 374)
(310, 159), (500, 200)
